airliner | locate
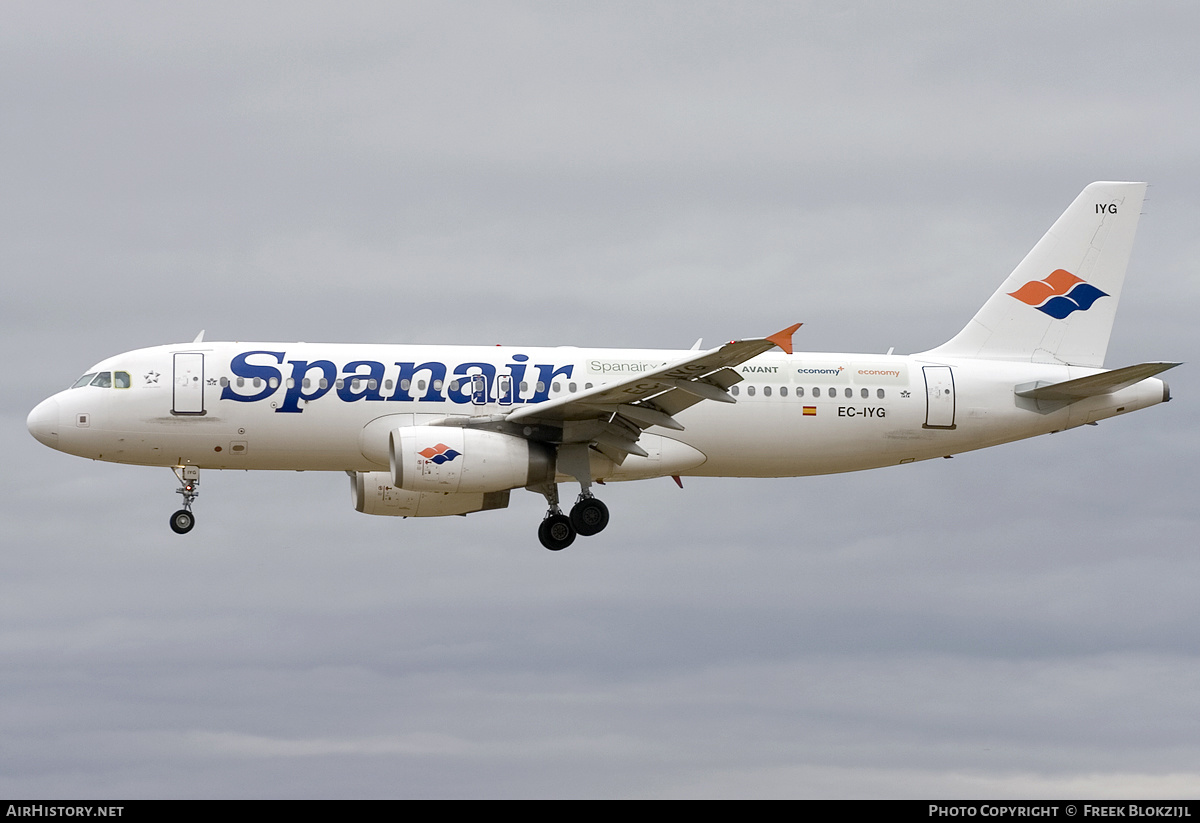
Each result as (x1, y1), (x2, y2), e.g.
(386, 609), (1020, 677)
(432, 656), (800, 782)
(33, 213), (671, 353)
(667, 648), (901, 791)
(26, 182), (1178, 550)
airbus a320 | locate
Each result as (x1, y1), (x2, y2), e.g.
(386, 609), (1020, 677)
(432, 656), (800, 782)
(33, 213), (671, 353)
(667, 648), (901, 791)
(27, 182), (1177, 549)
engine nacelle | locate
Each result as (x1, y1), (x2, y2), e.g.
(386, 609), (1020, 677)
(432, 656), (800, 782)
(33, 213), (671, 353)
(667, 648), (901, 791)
(350, 471), (510, 517)
(390, 426), (552, 494)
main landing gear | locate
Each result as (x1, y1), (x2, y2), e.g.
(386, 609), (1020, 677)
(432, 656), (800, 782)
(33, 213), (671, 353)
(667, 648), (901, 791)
(570, 494), (609, 536)
(170, 466), (199, 535)
(538, 512), (575, 551)
(535, 483), (610, 551)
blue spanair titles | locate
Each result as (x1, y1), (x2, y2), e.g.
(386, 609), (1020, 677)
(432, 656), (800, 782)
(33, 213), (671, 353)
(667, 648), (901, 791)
(219, 351), (574, 413)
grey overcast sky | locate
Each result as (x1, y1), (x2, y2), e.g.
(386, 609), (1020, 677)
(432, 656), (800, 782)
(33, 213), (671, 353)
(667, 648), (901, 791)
(3, 1), (1198, 799)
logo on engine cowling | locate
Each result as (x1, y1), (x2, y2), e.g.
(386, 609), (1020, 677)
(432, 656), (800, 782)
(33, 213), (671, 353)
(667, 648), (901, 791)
(418, 443), (461, 465)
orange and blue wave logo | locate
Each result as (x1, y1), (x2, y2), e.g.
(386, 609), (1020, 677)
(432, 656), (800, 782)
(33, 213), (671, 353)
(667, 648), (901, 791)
(418, 443), (460, 464)
(1008, 269), (1108, 319)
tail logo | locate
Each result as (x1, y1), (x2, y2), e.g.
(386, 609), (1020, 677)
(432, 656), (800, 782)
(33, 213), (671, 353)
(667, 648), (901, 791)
(418, 443), (461, 464)
(1008, 269), (1109, 320)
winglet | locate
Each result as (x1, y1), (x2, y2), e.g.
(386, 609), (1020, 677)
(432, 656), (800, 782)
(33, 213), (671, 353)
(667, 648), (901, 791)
(765, 323), (802, 356)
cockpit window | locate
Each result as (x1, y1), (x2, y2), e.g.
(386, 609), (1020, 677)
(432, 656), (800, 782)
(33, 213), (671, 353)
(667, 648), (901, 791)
(72, 370), (131, 388)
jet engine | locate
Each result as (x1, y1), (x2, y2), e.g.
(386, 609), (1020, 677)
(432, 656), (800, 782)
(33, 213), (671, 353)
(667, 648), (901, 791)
(390, 426), (553, 494)
(350, 471), (510, 517)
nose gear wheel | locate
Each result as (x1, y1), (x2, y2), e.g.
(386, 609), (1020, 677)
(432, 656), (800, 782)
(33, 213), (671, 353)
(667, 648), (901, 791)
(170, 466), (200, 535)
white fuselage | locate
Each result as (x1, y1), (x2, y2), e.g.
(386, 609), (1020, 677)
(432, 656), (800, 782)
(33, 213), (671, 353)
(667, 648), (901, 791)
(27, 341), (1168, 482)
(23, 183), (1173, 546)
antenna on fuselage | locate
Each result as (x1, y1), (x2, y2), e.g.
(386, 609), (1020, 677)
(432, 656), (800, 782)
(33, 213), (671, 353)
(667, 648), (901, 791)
(192, 330), (205, 344)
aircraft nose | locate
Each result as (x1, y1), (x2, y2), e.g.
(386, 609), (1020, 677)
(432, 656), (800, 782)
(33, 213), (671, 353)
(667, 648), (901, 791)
(27, 396), (60, 449)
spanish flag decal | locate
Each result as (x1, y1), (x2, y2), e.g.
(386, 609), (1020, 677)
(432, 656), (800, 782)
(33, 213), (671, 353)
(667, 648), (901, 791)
(802, 406), (817, 416)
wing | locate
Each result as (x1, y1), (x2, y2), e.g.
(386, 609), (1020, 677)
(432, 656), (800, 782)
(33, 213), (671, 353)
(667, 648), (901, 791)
(504, 324), (801, 461)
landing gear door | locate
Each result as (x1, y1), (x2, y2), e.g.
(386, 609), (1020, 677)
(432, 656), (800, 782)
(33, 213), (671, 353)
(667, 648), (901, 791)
(922, 365), (956, 429)
(173, 352), (206, 415)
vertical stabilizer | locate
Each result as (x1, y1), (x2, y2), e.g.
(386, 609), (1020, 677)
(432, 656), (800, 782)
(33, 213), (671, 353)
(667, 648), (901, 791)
(924, 182), (1147, 367)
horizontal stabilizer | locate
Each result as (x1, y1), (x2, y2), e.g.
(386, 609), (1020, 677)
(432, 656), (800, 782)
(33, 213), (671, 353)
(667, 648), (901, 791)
(1015, 362), (1180, 403)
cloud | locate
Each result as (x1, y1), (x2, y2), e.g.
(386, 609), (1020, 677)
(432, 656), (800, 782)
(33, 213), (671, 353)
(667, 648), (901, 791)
(4, 1), (1198, 799)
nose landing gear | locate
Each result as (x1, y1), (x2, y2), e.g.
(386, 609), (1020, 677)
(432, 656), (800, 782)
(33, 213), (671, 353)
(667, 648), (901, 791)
(170, 509), (195, 535)
(170, 466), (199, 535)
